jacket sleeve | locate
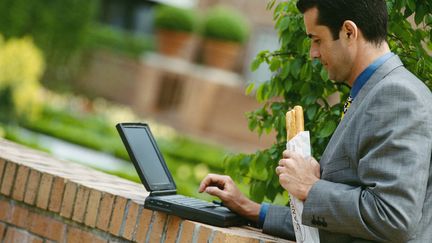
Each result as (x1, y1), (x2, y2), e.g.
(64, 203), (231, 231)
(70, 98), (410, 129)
(302, 78), (432, 241)
(262, 204), (296, 241)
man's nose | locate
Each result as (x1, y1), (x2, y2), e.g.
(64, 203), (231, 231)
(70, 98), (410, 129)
(309, 47), (320, 60)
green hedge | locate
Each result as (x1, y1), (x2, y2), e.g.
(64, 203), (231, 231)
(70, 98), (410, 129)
(11, 106), (230, 200)
(0, 0), (98, 59)
(20, 106), (229, 171)
(85, 24), (155, 58)
(0, 0), (99, 91)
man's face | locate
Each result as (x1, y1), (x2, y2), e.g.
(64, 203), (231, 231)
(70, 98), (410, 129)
(303, 8), (352, 83)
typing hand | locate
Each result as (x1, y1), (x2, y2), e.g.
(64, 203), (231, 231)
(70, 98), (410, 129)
(199, 173), (260, 222)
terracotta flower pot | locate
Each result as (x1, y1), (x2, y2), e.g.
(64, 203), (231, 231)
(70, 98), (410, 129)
(156, 29), (197, 61)
(202, 39), (243, 71)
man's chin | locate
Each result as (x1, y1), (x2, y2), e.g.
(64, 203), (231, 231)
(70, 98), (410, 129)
(327, 73), (345, 83)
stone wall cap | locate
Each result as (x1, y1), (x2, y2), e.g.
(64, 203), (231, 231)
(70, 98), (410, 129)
(141, 53), (244, 87)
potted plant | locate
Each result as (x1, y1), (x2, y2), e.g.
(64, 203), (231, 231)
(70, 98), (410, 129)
(154, 4), (198, 60)
(201, 6), (250, 71)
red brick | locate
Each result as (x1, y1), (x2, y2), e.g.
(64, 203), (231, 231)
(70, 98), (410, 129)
(135, 209), (153, 243)
(66, 227), (107, 243)
(198, 225), (214, 242)
(212, 231), (227, 243)
(0, 199), (10, 221)
(4, 226), (44, 243)
(122, 201), (140, 240)
(48, 177), (65, 213)
(0, 162), (17, 196)
(148, 211), (168, 242)
(178, 220), (196, 243)
(0, 221), (6, 241)
(29, 212), (66, 241)
(72, 186), (90, 223)
(84, 189), (102, 227)
(10, 204), (30, 228)
(213, 231), (233, 243)
(163, 216), (182, 243)
(60, 181), (77, 219)
(36, 173), (54, 210)
(24, 170), (41, 205)
(96, 193), (115, 231)
(0, 159), (5, 189)
(11, 165), (30, 201)
(108, 196), (127, 236)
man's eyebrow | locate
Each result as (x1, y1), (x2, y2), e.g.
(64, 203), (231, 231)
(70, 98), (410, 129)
(307, 34), (317, 39)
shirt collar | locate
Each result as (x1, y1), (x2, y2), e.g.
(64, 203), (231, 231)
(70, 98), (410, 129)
(350, 52), (394, 99)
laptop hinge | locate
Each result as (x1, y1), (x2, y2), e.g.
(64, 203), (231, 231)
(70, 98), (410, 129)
(150, 190), (177, 196)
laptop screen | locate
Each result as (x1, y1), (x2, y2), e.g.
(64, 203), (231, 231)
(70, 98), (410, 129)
(119, 124), (176, 191)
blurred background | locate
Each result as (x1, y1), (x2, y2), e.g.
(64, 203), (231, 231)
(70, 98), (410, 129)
(0, 0), (281, 200)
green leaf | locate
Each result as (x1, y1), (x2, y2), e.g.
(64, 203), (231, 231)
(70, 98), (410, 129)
(251, 57), (263, 71)
(256, 84), (266, 103)
(280, 63), (291, 79)
(266, 0), (276, 10)
(307, 105), (318, 120)
(264, 119), (273, 134)
(273, 3), (285, 21)
(414, 4), (426, 25)
(284, 79), (293, 92)
(251, 153), (270, 180)
(300, 63), (310, 80)
(290, 59), (302, 78)
(245, 83), (255, 95)
(407, 0), (416, 12)
(278, 17), (290, 31)
(300, 83), (310, 96)
(318, 120), (337, 138)
(269, 58), (281, 72)
(265, 184), (279, 202)
(250, 180), (266, 202)
(304, 94), (316, 105)
(248, 117), (258, 131)
(320, 68), (329, 81)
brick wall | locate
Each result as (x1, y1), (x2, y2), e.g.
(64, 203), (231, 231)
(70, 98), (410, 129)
(0, 139), (292, 242)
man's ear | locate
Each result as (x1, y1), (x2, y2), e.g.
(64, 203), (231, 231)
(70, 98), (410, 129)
(341, 20), (358, 41)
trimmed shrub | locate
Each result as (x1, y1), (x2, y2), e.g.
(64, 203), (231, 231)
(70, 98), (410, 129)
(202, 6), (250, 43)
(154, 5), (198, 32)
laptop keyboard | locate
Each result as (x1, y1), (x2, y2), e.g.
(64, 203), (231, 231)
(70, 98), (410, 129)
(160, 195), (216, 208)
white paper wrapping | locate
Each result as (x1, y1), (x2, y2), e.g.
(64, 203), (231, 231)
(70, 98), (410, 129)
(286, 131), (320, 243)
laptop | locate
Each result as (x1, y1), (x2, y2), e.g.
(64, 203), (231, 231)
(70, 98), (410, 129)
(116, 122), (246, 227)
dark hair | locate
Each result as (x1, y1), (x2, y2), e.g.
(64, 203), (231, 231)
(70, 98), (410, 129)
(296, 0), (388, 45)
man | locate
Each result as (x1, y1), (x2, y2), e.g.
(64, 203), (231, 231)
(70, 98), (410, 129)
(199, 0), (432, 242)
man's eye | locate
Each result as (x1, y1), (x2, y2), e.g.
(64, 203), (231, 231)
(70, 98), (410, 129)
(314, 39), (321, 44)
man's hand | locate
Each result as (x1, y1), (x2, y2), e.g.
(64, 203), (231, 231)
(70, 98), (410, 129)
(198, 174), (260, 222)
(276, 150), (320, 201)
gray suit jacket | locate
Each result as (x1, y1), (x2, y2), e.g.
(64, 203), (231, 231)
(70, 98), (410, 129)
(262, 55), (432, 242)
